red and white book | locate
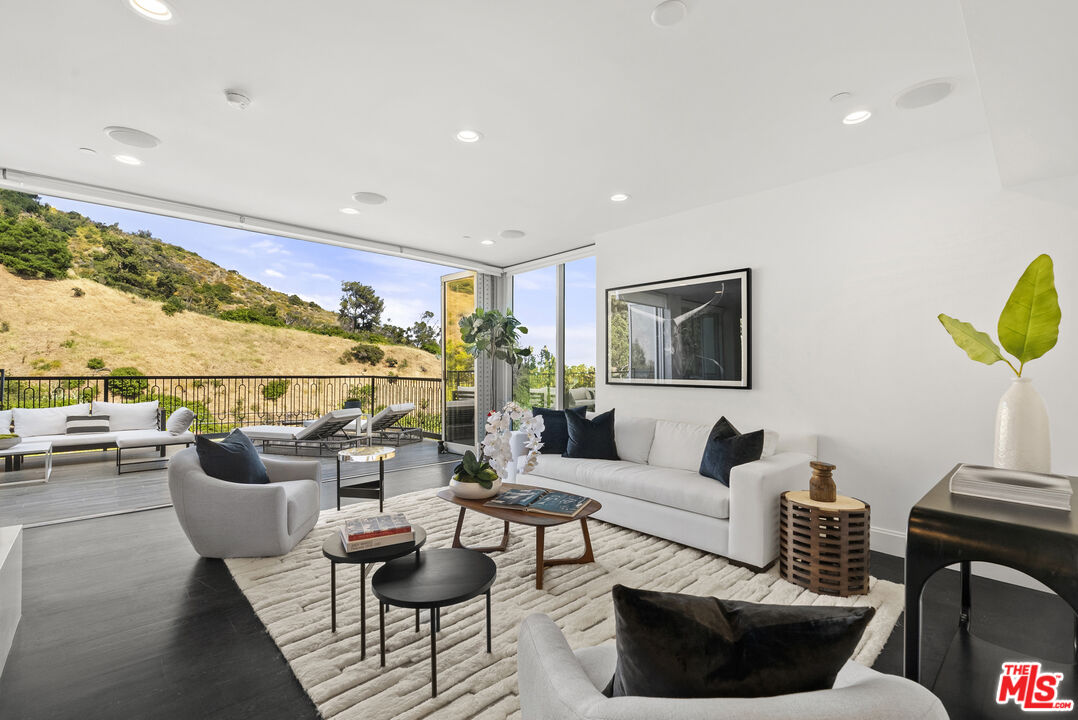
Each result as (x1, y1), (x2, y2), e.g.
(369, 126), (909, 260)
(341, 513), (411, 542)
(340, 527), (415, 553)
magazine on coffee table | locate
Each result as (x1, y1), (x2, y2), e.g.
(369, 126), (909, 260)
(483, 488), (591, 517)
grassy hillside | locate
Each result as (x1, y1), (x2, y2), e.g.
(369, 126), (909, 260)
(0, 268), (439, 377)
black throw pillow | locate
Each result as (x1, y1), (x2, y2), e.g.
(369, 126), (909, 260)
(699, 416), (764, 486)
(195, 430), (269, 485)
(564, 408), (619, 460)
(605, 585), (874, 699)
(533, 406), (587, 455)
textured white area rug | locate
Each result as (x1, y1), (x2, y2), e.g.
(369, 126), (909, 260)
(226, 489), (904, 720)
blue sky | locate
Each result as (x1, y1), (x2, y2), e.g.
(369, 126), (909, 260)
(41, 196), (597, 366)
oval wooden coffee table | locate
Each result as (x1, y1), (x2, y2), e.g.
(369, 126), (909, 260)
(436, 482), (601, 590)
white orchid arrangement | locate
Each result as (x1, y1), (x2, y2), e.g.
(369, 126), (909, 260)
(481, 401), (545, 478)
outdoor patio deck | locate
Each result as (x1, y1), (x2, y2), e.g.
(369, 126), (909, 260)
(0, 440), (460, 528)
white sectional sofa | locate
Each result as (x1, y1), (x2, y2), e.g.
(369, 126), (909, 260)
(511, 414), (816, 570)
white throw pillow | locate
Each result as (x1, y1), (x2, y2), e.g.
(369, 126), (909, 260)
(647, 420), (712, 472)
(165, 407), (195, 434)
(0, 410), (11, 433)
(614, 415), (657, 465)
(13, 403), (92, 437)
(92, 400), (159, 431)
(762, 430), (780, 458)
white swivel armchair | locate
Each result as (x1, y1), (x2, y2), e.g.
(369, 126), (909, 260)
(167, 446), (321, 558)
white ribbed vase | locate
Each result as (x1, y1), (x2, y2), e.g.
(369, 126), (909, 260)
(994, 377), (1051, 473)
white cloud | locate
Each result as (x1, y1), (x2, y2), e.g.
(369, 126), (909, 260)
(307, 272), (334, 281)
(382, 295), (436, 327)
(264, 268), (285, 278)
(251, 238), (291, 255)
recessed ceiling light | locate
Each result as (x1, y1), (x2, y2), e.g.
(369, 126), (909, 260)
(610, 193), (630, 202)
(842, 110), (872, 125)
(79, 147), (97, 156)
(127, 0), (173, 22)
(339, 207), (360, 215)
(455, 129), (483, 143)
(480, 239), (495, 246)
(352, 192), (387, 205)
(104, 126), (161, 148)
(113, 154), (143, 166)
(651, 0), (688, 27)
(895, 79), (956, 110)
(499, 229), (525, 240)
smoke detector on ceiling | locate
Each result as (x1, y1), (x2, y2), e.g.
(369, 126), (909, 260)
(895, 79), (957, 110)
(651, 0), (688, 27)
(104, 126), (161, 148)
(225, 90), (252, 110)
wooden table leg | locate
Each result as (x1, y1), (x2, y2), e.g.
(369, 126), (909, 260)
(452, 507), (510, 553)
(537, 518), (596, 590)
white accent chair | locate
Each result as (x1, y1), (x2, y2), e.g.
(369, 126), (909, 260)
(167, 446), (320, 558)
(517, 614), (949, 720)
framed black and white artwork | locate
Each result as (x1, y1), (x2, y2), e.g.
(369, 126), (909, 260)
(606, 268), (751, 389)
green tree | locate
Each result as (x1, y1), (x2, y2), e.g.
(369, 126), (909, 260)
(0, 216), (72, 279)
(108, 367), (148, 398)
(339, 281), (384, 332)
(407, 310), (440, 353)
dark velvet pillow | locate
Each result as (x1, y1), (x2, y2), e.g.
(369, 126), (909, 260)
(195, 430), (269, 485)
(564, 408), (619, 460)
(605, 585), (874, 699)
(699, 416), (764, 486)
(533, 406), (587, 455)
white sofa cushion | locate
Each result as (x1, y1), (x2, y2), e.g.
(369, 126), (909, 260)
(166, 407), (195, 434)
(530, 454), (729, 519)
(13, 403), (91, 437)
(115, 429), (195, 448)
(647, 420), (712, 472)
(92, 400), (159, 432)
(26, 431), (119, 449)
(0, 409), (11, 433)
(614, 415), (656, 465)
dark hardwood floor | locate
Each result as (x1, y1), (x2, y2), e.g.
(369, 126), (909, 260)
(2, 450), (1074, 719)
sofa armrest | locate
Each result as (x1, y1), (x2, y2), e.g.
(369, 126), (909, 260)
(261, 455), (321, 484)
(518, 614), (607, 720)
(727, 451), (812, 569)
(172, 471), (291, 557)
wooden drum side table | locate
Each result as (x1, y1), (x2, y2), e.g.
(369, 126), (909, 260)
(779, 491), (870, 597)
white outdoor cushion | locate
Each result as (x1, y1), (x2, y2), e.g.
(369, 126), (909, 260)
(92, 400), (159, 432)
(294, 408), (365, 440)
(26, 431), (119, 449)
(240, 425), (302, 441)
(13, 403), (91, 437)
(115, 429), (195, 448)
(530, 454), (729, 519)
(166, 407), (195, 434)
(614, 415), (656, 465)
(647, 420), (712, 472)
(0, 410), (11, 433)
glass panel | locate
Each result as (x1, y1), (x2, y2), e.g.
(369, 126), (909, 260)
(442, 272), (476, 446)
(563, 257), (597, 411)
(512, 265), (557, 410)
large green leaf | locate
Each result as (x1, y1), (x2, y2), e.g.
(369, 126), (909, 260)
(938, 314), (1006, 365)
(997, 254), (1061, 365)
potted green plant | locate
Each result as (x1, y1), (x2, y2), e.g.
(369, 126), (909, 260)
(449, 450), (501, 499)
(938, 253), (1061, 472)
(459, 307), (532, 414)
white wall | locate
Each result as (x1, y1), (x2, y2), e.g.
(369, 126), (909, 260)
(594, 133), (1078, 567)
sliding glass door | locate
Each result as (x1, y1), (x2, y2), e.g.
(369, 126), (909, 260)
(441, 271), (476, 453)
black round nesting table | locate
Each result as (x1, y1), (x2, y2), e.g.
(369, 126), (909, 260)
(371, 548), (497, 698)
(321, 525), (426, 658)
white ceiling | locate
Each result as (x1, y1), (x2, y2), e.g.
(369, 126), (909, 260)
(0, 1), (998, 268)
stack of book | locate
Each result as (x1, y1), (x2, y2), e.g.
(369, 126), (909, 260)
(949, 464), (1074, 511)
(340, 513), (414, 552)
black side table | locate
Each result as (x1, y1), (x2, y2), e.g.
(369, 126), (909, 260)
(906, 466), (1078, 716)
(371, 548), (496, 698)
(321, 525), (426, 659)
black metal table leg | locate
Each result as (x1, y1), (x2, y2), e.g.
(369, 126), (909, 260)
(379, 602), (386, 667)
(330, 562), (337, 633)
(430, 610), (438, 698)
(378, 457), (385, 513)
(959, 560), (972, 631)
(415, 608), (420, 632)
(360, 563), (366, 659)
(486, 590), (492, 653)
(336, 455), (341, 511)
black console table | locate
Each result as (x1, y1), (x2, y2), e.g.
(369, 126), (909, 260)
(905, 465), (1078, 717)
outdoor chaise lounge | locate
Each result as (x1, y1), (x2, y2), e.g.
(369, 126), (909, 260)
(239, 408), (365, 455)
(357, 402), (422, 446)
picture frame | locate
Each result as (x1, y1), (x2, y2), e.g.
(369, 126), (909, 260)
(606, 268), (751, 389)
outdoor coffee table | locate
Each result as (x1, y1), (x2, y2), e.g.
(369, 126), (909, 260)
(336, 445), (396, 512)
(321, 524), (426, 658)
(0, 441), (53, 487)
(371, 548), (496, 698)
(437, 482), (601, 590)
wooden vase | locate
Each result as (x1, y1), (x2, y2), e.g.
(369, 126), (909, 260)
(809, 461), (837, 503)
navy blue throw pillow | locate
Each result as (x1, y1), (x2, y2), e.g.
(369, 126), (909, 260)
(533, 406), (587, 455)
(195, 430), (269, 484)
(699, 416), (763, 486)
(564, 408), (619, 460)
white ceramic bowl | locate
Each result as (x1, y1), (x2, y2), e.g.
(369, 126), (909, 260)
(448, 477), (502, 500)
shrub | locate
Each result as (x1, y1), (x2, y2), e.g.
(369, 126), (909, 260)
(161, 296), (185, 316)
(71, 287), (84, 297)
(108, 367), (148, 398)
(386, 358), (398, 368)
(340, 343), (385, 365)
(261, 378), (290, 401)
(60, 339), (75, 349)
(0, 216), (72, 279)
(0, 321), (7, 333)
(80, 386), (98, 402)
(31, 358), (61, 371)
(420, 341), (440, 355)
(86, 357), (105, 370)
